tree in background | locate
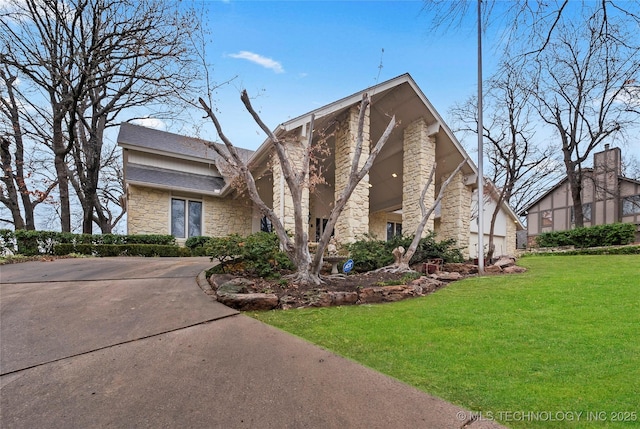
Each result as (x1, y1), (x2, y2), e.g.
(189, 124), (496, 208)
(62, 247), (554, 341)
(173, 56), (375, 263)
(424, 1), (640, 229)
(450, 59), (560, 260)
(526, 4), (640, 227)
(0, 0), (200, 232)
(1, 65), (59, 230)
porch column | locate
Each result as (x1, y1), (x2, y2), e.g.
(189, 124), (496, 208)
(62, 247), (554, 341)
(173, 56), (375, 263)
(438, 171), (471, 259)
(402, 118), (436, 237)
(334, 105), (370, 243)
(271, 143), (309, 236)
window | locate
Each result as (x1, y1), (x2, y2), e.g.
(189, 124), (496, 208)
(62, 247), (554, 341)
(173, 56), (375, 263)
(623, 195), (640, 216)
(387, 222), (402, 241)
(315, 218), (334, 242)
(570, 203), (592, 223)
(260, 216), (273, 232)
(171, 198), (202, 238)
(541, 210), (553, 227)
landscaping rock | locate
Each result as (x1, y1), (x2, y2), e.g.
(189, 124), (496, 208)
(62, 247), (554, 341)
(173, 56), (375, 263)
(443, 263), (478, 275)
(217, 292), (279, 311)
(494, 257), (516, 269)
(309, 291), (359, 307)
(217, 278), (255, 294)
(358, 285), (421, 304)
(485, 265), (503, 274)
(431, 271), (462, 281)
(503, 265), (527, 274)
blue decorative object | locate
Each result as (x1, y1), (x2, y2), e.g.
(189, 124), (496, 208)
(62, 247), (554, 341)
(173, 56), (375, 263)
(343, 259), (354, 273)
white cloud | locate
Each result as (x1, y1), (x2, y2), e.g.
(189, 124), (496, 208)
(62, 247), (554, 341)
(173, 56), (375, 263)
(228, 51), (284, 74)
(130, 117), (166, 130)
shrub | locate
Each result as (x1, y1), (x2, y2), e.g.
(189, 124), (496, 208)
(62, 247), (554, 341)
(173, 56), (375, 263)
(347, 231), (464, 272)
(185, 235), (211, 250)
(205, 234), (243, 272)
(185, 235), (211, 255)
(0, 229), (16, 254)
(536, 223), (636, 248)
(346, 234), (394, 272)
(54, 243), (190, 257)
(205, 232), (293, 277)
(241, 232), (293, 277)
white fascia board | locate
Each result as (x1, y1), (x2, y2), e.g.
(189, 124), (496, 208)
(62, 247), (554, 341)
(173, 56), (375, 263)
(127, 180), (223, 197)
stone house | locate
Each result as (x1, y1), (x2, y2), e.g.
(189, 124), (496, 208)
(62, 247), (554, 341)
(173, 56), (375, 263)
(520, 145), (640, 245)
(118, 74), (522, 258)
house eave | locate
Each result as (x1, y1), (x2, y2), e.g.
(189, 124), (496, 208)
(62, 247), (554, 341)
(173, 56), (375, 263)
(127, 180), (224, 197)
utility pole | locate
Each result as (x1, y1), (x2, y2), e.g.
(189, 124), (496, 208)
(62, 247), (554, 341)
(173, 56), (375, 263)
(477, 0), (485, 274)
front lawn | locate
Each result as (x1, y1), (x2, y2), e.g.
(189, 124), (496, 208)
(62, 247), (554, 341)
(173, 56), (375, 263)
(250, 255), (640, 428)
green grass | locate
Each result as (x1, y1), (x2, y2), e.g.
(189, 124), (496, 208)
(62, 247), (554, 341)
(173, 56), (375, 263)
(250, 255), (640, 429)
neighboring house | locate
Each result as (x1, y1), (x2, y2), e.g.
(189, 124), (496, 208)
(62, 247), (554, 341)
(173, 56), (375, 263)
(520, 145), (640, 245)
(118, 73), (521, 258)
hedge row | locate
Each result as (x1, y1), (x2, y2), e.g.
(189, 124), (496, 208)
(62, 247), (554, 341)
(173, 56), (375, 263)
(535, 223), (637, 248)
(0, 230), (176, 256)
(53, 244), (191, 257)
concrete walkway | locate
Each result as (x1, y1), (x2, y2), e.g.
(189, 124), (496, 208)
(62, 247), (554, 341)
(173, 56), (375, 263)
(1, 257), (505, 428)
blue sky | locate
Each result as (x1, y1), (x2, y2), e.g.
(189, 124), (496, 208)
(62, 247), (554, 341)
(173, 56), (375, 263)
(184, 0), (490, 150)
(135, 0), (639, 164)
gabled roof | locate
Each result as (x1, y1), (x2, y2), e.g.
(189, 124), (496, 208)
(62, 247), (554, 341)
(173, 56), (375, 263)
(118, 122), (254, 164)
(125, 163), (225, 196)
(236, 73), (479, 199)
(519, 169), (640, 215)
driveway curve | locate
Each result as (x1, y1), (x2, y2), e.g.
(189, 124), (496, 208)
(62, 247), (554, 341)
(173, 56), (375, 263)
(1, 257), (505, 429)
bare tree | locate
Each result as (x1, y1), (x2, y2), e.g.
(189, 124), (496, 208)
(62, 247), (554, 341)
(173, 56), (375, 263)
(0, 64), (58, 229)
(1, 0), (87, 231)
(424, 1), (640, 229)
(528, 4), (640, 227)
(451, 60), (560, 260)
(199, 91), (395, 286)
(1, 0), (200, 233)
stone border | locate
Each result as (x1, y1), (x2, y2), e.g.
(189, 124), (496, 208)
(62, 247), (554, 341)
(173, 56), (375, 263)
(197, 258), (527, 311)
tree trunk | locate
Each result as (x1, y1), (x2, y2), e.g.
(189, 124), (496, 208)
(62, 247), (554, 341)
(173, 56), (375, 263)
(52, 117), (71, 232)
(0, 138), (26, 230)
(566, 165), (584, 228)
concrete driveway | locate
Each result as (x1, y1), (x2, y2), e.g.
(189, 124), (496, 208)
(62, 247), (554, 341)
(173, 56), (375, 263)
(1, 257), (505, 429)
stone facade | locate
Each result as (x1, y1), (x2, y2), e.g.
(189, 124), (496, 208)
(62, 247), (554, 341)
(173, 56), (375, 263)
(203, 195), (253, 237)
(334, 105), (370, 243)
(505, 216), (517, 256)
(126, 184), (252, 237)
(438, 171), (471, 259)
(126, 185), (171, 235)
(402, 119), (436, 237)
(272, 143), (309, 236)
(369, 211), (388, 240)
